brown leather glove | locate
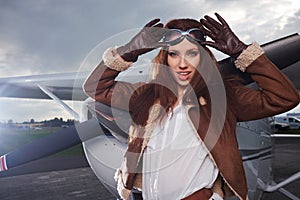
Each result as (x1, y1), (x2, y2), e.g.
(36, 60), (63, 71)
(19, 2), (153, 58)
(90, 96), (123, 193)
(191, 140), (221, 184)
(117, 19), (167, 62)
(200, 13), (248, 58)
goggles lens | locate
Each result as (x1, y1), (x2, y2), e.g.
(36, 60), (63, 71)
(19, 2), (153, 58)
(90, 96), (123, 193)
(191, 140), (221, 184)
(163, 28), (206, 44)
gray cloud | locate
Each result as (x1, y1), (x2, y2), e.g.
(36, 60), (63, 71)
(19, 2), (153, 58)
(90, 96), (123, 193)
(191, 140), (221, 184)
(0, 0), (163, 76)
(283, 9), (300, 33)
(1, 0), (299, 75)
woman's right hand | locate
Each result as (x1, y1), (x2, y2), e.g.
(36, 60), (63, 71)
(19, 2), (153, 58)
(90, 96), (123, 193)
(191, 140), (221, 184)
(117, 19), (167, 62)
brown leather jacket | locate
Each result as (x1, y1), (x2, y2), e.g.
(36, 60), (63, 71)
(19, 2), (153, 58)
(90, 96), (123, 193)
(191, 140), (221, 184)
(83, 45), (300, 200)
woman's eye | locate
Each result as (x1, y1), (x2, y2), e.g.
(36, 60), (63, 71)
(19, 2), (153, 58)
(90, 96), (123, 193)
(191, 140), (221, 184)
(187, 51), (199, 57)
(168, 51), (178, 57)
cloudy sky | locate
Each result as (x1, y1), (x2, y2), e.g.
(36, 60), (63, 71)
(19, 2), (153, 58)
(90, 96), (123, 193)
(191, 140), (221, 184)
(0, 0), (299, 122)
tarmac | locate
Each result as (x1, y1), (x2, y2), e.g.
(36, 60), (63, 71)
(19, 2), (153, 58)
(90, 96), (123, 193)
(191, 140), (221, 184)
(0, 156), (115, 200)
(0, 137), (299, 200)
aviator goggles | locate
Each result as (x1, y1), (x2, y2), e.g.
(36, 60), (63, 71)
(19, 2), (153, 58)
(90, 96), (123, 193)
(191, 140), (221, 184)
(162, 28), (206, 45)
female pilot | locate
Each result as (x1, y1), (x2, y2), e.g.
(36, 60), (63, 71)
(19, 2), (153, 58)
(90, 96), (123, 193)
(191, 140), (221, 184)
(84, 13), (299, 200)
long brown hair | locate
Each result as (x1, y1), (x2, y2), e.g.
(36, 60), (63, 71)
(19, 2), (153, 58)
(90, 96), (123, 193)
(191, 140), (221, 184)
(129, 18), (218, 126)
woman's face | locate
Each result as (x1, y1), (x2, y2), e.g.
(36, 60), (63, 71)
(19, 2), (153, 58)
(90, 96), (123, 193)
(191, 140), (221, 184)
(167, 38), (200, 88)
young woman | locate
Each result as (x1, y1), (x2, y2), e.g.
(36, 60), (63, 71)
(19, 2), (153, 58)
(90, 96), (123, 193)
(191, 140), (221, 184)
(83, 13), (299, 200)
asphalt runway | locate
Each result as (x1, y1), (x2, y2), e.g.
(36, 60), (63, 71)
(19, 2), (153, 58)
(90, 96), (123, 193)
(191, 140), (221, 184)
(0, 137), (299, 200)
(0, 156), (115, 200)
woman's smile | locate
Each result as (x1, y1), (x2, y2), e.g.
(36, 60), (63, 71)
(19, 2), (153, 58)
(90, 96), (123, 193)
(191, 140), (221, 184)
(176, 70), (193, 81)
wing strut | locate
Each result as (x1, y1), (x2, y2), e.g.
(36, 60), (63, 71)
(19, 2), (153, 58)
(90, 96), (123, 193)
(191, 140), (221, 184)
(259, 171), (300, 200)
(37, 84), (79, 120)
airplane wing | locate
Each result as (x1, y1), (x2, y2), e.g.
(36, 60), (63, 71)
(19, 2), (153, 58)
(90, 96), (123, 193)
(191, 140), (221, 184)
(264, 33), (300, 90)
(0, 72), (89, 101)
(219, 33), (300, 90)
(281, 61), (300, 91)
(0, 71), (91, 119)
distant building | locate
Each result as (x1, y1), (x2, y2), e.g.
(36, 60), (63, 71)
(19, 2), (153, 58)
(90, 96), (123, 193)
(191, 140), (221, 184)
(2, 117), (76, 129)
(13, 122), (44, 129)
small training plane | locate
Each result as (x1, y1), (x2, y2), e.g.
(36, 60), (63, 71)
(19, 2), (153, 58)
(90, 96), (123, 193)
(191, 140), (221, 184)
(0, 32), (300, 200)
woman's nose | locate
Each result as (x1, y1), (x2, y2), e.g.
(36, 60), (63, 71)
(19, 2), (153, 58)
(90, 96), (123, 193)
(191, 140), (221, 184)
(179, 56), (188, 69)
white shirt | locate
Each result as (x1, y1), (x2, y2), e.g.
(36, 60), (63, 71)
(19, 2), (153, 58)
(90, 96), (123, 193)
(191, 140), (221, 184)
(142, 102), (219, 200)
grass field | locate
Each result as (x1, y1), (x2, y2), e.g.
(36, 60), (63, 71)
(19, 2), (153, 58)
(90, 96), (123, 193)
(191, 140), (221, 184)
(275, 129), (300, 134)
(0, 127), (84, 156)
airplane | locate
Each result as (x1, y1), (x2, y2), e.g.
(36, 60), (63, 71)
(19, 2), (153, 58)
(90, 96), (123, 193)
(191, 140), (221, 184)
(0, 32), (300, 200)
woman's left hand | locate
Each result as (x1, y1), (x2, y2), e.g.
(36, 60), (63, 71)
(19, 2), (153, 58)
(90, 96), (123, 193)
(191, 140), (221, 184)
(200, 13), (248, 58)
